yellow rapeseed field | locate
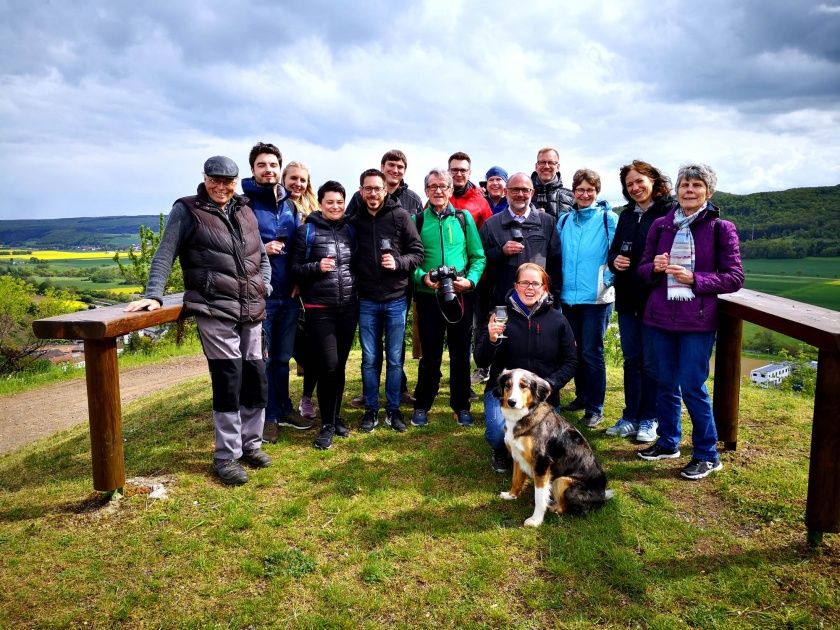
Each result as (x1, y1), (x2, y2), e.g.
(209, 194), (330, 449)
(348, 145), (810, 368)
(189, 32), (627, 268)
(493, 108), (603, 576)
(1, 250), (117, 261)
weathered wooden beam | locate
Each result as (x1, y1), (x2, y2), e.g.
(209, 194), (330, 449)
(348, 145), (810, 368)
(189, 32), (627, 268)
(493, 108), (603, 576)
(714, 312), (743, 450)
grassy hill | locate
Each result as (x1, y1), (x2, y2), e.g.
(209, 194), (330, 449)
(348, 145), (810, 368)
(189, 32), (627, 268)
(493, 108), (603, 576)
(0, 215), (161, 249)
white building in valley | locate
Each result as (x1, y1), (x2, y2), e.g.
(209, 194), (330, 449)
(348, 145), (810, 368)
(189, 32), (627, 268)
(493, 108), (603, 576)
(750, 362), (792, 387)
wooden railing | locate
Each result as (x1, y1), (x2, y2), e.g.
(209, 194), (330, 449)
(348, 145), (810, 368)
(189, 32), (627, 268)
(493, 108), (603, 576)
(714, 289), (840, 545)
(32, 294), (185, 492)
(31, 289), (840, 543)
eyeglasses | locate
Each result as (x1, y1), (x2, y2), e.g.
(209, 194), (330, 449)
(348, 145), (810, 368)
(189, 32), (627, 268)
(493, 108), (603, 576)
(515, 281), (543, 289)
(448, 168), (469, 174)
(537, 160), (559, 167)
(507, 187), (533, 195)
(206, 176), (238, 187)
(574, 187), (597, 196)
(362, 186), (385, 194)
(425, 184), (450, 192)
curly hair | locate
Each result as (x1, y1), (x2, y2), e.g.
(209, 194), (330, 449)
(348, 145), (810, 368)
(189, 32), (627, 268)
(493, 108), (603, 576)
(619, 160), (672, 204)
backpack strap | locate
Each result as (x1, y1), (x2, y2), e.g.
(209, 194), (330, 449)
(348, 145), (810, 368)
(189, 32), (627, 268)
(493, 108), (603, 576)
(304, 223), (313, 260)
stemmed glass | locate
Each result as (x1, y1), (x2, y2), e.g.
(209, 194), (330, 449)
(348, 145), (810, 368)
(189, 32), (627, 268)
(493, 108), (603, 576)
(493, 305), (508, 339)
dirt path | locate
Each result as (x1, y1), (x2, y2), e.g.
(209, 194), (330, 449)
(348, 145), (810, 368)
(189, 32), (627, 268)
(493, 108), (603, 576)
(0, 354), (208, 455)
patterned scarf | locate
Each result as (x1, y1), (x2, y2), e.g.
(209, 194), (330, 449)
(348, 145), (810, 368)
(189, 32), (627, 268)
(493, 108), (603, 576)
(667, 205), (704, 301)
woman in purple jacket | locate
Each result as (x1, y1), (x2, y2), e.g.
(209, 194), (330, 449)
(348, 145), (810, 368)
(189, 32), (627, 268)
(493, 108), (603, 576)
(636, 163), (744, 480)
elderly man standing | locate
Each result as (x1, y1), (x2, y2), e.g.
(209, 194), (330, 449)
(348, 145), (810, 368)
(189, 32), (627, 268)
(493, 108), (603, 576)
(411, 167), (486, 427)
(479, 172), (563, 309)
(448, 151), (492, 230)
(241, 142), (312, 442)
(125, 156), (272, 486)
(531, 147), (574, 218)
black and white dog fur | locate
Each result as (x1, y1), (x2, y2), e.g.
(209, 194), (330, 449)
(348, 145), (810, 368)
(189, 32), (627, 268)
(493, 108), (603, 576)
(495, 368), (613, 527)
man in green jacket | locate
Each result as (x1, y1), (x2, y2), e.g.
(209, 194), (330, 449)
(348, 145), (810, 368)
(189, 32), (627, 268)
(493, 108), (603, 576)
(410, 167), (486, 428)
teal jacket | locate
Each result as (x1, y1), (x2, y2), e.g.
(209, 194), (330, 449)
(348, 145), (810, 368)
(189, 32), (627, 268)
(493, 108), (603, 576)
(412, 203), (486, 294)
(557, 200), (617, 305)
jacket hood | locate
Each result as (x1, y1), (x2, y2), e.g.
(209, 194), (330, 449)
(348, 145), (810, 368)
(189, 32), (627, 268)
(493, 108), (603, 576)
(506, 289), (555, 319)
(305, 210), (350, 229)
(354, 193), (402, 220)
(531, 171), (564, 189)
(240, 177), (290, 206)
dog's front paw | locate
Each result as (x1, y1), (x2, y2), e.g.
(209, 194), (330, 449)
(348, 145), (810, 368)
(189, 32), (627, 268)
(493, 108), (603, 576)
(524, 515), (544, 527)
(499, 491), (518, 501)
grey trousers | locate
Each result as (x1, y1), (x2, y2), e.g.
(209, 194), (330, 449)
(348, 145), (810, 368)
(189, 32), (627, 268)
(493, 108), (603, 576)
(195, 315), (267, 460)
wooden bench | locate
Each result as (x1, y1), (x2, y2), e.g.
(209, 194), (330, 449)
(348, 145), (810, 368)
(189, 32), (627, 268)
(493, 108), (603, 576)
(714, 289), (840, 545)
(32, 294), (185, 492)
(31, 288), (840, 543)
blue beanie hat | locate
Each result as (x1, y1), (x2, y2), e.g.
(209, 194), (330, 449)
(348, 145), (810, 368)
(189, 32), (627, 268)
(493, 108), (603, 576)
(485, 166), (508, 182)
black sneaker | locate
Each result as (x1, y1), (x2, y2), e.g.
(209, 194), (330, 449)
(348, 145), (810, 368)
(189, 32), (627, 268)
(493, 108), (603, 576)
(491, 448), (512, 473)
(240, 448), (272, 468)
(262, 421), (280, 444)
(334, 416), (350, 438)
(213, 459), (248, 485)
(582, 412), (604, 428)
(680, 459), (723, 480)
(314, 423), (335, 450)
(277, 414), (315, 431)
(637, 444), (681, 461)
(385, 409), (407, 433)
(563, 398), (586, 412)
(360, 409), (379, 433)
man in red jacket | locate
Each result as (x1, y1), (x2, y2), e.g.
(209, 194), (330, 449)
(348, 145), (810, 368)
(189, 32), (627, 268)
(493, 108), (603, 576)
(448, 151), (491, 230)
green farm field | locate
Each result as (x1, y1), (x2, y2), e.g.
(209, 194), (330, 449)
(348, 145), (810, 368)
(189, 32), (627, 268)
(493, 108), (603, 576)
(743, 257), (840, 312)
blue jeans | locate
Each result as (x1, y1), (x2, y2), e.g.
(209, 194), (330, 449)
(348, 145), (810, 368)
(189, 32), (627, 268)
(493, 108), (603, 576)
(618, 312), (657, 422)
(650, 328), (719, 462)
(562, 303), (612, 415)
(359, 296), (407, 412)
(262, 299), (299, 422)
(484, 390), (505, 450)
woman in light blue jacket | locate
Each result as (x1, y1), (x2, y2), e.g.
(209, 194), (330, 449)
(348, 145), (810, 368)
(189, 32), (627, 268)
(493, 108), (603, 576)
(557, 168), (617, 428)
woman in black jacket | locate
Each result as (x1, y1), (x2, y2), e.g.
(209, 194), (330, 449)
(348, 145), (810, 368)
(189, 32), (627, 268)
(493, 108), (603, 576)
(291, 180), (357, 450)
(475, 263), (578, 473)
(605, 160), (673, 443)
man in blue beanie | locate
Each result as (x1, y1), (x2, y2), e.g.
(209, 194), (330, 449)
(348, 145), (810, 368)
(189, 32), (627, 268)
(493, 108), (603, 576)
(484, 166), (509, 215)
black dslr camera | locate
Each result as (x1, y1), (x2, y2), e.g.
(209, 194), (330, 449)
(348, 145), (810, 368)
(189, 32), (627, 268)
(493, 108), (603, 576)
(429, 265), (458, 302)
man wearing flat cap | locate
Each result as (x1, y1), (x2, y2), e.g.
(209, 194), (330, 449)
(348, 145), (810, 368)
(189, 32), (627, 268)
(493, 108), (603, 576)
(126, 156), (273, 486)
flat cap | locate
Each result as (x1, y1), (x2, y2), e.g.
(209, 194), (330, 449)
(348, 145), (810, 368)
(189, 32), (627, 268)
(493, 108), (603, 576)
(203, 155), (239, 178)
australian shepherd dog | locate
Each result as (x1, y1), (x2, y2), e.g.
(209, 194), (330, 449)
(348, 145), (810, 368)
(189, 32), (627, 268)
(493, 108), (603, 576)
(495, 368), (613, 527)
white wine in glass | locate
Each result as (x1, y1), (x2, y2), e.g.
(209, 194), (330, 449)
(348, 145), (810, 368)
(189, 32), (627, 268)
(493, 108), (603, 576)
(493, 305), (508, 339)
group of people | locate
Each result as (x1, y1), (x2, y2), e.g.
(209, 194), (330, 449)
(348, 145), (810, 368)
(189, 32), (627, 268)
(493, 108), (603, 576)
(126, 143), (744, 487)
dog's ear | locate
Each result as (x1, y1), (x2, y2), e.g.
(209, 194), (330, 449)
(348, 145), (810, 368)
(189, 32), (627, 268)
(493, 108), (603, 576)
(533, 375), (552, 403)
(493, 370), (511, 399)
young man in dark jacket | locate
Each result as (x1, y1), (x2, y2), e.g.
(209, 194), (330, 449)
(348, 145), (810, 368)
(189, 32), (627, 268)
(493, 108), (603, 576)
(352, 169), (424, 433)
(241, 142), (311, 441)
(125, 156), (272, 486)
(345, 149), (423, 217)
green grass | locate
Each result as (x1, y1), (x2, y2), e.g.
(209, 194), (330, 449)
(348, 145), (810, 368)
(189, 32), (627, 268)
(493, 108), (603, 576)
(743, 257), (840, 312)
(742, 257), (840, 278)
(1, 357), (837, 628)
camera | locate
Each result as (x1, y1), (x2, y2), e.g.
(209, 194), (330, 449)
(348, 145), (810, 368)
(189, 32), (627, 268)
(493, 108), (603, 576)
(619, 241), (633, 256)
(429, 265), (458, 302)
(510, 227), (524, 243)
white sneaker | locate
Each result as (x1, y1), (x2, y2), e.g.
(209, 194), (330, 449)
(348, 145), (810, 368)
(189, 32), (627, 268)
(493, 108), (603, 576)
(636, 419), (658, 443)
(605, 419), (638, 437)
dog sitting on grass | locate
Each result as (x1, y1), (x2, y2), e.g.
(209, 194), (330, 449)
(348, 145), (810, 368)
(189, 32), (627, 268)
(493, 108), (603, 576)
(495, 368), (613, 527)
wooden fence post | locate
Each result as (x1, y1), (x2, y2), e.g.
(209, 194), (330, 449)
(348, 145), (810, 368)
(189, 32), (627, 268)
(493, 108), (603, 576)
(714, 312), (743, 450)
(83, 338), (125, 492)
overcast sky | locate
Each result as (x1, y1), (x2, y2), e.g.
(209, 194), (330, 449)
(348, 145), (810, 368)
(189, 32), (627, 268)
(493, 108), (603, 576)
(1, 0), (839, 220)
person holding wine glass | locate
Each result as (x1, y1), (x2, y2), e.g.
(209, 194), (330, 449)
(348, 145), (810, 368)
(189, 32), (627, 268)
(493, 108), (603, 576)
(290, 180), (358, 450)
(241, 143), (311, 442)
(474, 263), (577, 473)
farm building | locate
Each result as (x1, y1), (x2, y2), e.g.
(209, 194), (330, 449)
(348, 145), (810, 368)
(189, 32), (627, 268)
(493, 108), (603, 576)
(750, 362), (792, 387)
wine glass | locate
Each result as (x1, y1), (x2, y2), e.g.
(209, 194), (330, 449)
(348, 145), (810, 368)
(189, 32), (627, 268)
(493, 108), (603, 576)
(493, 305), (508, 339)
(275, 226), (291, 255)
(323, 243), (337, 271)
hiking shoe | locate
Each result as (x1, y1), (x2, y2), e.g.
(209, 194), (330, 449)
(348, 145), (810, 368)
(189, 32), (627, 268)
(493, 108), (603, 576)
(411, 409), (428, 427)
(471, 367), (489, 384)
(213, 459), (248, 485)
(681, 459), (723, 480)
(563, 398), (586, 412)
(606, 419), (638, 437)
(314, 423), (334, 450)
(277, 414), (315, 431)
(491, 448), (512, 473)
(298, 396), (317, 419)
(360, 409), (379, 433)
(400, 391), (416, 406)
(262, 421), (280, 444)
(334, 416), (350, 438)
(637, 444), (681, 461)
(582, 412), (603, 428)
(240, 448), (272, 468)
(636, 419), (658, 443)
(454, 410), (474, 427)
(350, 394), (365, 409)
(385, 409), (407, 433)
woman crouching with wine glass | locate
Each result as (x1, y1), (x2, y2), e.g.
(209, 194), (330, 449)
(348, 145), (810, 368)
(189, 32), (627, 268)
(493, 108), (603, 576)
(474, 263), (578, 473)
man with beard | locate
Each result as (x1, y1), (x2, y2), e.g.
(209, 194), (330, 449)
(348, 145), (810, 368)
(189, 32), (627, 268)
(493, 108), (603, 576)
(346, 149), (423, 217)
(531, 147), (574, 218)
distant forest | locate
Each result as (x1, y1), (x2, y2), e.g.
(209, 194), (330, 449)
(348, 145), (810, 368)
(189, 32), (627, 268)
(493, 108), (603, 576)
(1, 184), (838, 257)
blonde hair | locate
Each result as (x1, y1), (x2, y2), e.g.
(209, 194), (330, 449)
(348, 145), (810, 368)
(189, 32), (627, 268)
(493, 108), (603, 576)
(282, 161), (318, 216)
